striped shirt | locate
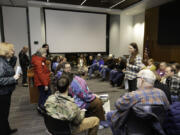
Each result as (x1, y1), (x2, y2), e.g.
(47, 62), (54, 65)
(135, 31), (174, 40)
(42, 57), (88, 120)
(115, 87), (170, 112)
(125, 55), (143, 80)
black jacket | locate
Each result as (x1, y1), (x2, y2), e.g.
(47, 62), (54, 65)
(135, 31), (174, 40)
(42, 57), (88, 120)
(0, 57), (17, 95)
(105, 59), (116, 69)
(115, 61), (126, 72)
(19, 51), (29, 67)
(112, 104), (167, 135)
(8, 56), (17, 68)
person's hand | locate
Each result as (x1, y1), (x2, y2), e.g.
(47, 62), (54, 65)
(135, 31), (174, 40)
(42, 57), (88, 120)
(81, 109), (87, 112)
(13, 74), (20, 80)
(45, 86), (49, 91)
(122, 69), (126, 73)
(126, 63), (129, 67)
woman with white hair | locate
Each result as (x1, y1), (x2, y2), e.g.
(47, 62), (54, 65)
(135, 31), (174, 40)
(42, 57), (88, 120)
(31, 48), (51, 114)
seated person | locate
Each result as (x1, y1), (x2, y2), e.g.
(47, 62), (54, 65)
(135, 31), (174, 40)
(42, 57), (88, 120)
(164, 66), (180, 102)
(100, 54), (115, 81)
(163, 101), (180, 135)
(172, 62), (180, 77)
(110, 56), (126, 87)
(86, 55), (94, 67)
(77, 54), (87, 75)
(106, 69), (169, 135)
(45, 76), (99, 135)
(156, 62), (167, 82)
(88, 54), (104, 79)
(145, 58), (156, 71)
(56, 62), (106, 128)
(51, 56), (60, 73)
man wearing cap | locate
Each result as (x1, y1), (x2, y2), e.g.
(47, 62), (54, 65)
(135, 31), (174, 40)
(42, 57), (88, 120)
(88, 54), (104, 79)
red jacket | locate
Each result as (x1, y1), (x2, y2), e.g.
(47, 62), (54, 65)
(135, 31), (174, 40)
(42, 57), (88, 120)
(31, 55), (50, 87)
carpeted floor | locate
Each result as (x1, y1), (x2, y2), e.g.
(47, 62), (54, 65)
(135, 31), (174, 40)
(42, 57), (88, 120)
(9, 77), (127, 135)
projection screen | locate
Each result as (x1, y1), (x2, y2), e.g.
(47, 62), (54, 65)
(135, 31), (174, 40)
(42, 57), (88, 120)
(45, 9), (107, 53)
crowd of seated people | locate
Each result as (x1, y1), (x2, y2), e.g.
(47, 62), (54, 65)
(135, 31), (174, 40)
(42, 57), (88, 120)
(28, 43), (180, 135)
(1, 41), (180, 135)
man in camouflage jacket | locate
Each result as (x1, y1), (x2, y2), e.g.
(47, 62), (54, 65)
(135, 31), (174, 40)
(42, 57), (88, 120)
(45, 75), (99, 135)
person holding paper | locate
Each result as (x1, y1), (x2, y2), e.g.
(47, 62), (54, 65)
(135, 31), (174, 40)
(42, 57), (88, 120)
(0, 43), (20, 135)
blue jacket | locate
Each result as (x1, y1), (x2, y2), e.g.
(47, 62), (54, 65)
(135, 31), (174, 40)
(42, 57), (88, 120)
(163, 102), (180, 135)
(93, 59), (104, 71)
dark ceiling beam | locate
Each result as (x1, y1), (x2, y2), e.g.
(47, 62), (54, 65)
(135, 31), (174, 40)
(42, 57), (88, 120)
(110, 0), (126, 8)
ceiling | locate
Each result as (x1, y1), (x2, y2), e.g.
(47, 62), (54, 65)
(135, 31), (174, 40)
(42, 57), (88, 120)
(0, 0), (175, 15)
(0, 0), (144, 9)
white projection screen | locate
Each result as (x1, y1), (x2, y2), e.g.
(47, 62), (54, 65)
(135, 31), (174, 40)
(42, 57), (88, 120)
(45, 9), (107, 53)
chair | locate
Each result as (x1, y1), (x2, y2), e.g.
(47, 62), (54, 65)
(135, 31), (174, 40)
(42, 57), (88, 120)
(44, 113), (72, 135)
(125, 105), (167, 135)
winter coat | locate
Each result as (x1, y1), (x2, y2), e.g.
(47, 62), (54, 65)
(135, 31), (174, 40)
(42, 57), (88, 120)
(0, 56), (16, 95)
(31, 55), (50, 87)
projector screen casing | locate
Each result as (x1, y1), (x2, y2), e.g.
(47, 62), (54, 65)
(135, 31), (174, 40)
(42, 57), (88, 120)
(44, 9), (107, 53)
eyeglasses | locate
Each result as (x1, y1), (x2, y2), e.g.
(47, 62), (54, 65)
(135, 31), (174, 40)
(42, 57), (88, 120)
(136, 76), (141, 79)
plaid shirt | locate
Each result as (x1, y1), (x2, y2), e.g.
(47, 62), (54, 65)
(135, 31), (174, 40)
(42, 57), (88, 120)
(69, 76), (96, 109)
(168, 75), (180, 95)
(115, 87), (170, 112)
(125, 55), (143, 80)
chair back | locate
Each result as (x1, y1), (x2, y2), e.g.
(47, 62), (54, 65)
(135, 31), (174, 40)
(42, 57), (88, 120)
(126, 104), (166, 135)
(44, 114), (71, 135)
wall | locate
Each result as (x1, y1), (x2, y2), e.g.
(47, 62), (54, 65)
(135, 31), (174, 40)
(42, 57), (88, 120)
(1, 6), (145, 58)
(2, 6), (28, 65)
(109, 15), (120, 57)
(144, 7), (180, 63)
(118, 12), (144, 57)
(132, 13), (145, 56)
(28, 7), (44, 55)
(119, 12), (133, 56)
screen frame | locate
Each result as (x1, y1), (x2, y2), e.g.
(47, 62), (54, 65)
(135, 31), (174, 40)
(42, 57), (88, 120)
(43, 7), (109, 54)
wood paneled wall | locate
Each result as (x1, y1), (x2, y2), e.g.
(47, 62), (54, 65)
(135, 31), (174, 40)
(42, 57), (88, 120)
(144, 7), (180, 63)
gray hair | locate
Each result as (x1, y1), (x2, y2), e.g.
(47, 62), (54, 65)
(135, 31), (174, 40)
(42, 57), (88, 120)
(35, 48), (47, 56)
(138, 69), (156, 85)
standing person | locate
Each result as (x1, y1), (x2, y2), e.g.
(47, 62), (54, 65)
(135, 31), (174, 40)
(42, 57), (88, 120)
(19, 46), (29, 87)
(42, 44), (50, 59)
(124, 43), (143, 92)
(0, 43), (20, 135)
(31, 48), (51, 113)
